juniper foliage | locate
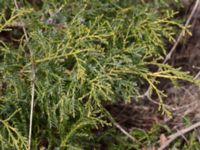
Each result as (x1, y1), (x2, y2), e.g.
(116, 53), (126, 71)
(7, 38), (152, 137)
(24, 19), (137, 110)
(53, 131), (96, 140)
(0, 0), (198, 149)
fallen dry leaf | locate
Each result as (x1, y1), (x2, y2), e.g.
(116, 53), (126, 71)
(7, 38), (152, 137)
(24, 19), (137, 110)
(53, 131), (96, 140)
(160, 133), (167, 146)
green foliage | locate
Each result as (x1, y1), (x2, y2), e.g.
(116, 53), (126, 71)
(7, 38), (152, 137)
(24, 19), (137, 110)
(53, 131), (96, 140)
(0, 0), (199, 149)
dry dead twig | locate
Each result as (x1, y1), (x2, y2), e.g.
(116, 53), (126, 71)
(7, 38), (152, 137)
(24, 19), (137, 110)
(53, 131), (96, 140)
(163, 0), (200, 64)
(140, 0), (200, 106)
(13, 1), (36, 150)
(158, 121), (200, 150)
(113, 122), (138, 143)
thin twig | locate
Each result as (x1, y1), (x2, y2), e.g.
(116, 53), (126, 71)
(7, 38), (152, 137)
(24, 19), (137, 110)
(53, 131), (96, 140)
(158, 121), (200, 150)
(141, 0), (200, 101)
(163, 0), (200, 64)
(13, 1), (36, 150)
(102, 108), (141, 145)
(194, 70), (200, 80)
(113, 122), (137, 143)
